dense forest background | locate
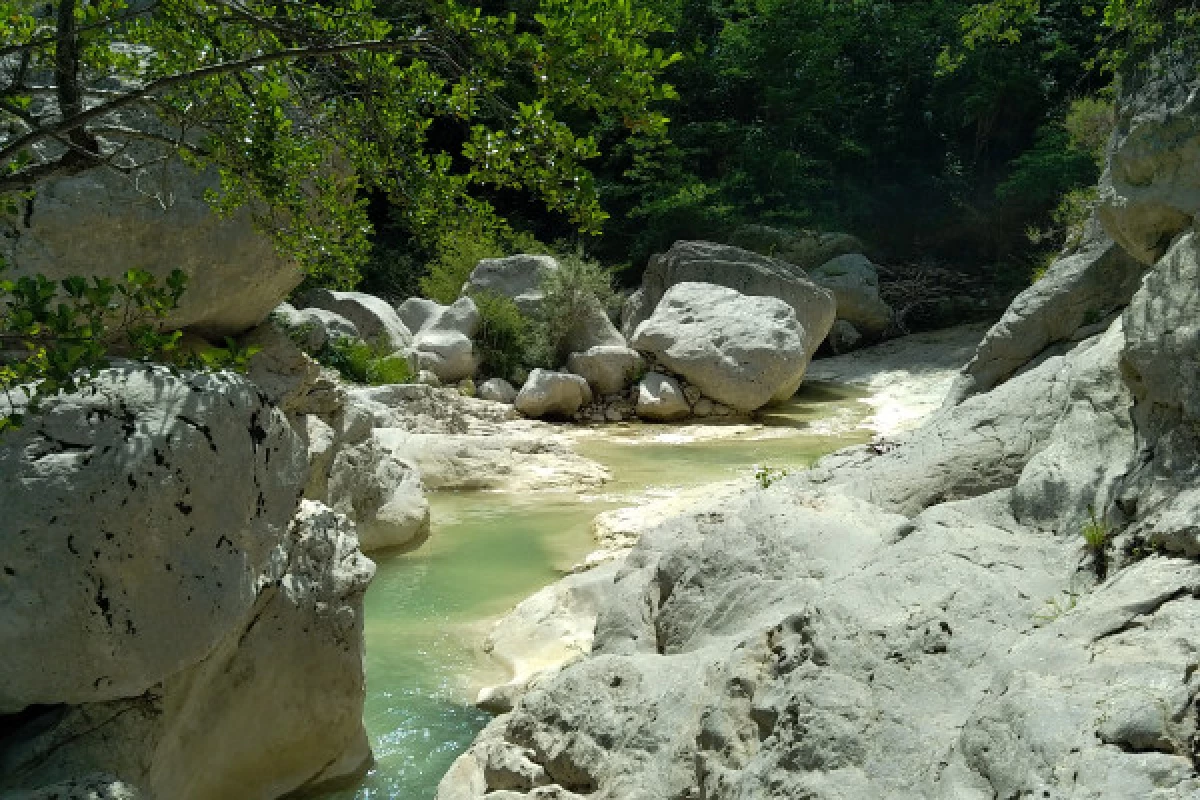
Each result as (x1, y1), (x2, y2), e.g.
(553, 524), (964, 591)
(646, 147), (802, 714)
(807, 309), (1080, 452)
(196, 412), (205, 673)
(360, 0), (1119, 313)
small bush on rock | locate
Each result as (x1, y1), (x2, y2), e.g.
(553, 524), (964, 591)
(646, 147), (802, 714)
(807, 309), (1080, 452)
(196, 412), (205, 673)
(1, 265), (186, 431)
(529, 254), (617, 367)
(321, 337), (412, 386)
(420, 222), (550, 304)
(472, 291), (532, 381)
(1081, 506), (1112, 579)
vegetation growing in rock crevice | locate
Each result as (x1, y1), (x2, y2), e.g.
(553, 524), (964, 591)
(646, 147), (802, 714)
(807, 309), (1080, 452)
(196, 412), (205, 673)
(471, 291), (532, 382)
(527, 255), (617, 368)
(0, 264), (255, 431)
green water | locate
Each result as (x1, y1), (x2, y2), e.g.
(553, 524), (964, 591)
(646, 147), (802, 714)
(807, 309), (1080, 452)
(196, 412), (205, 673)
(328, 382), (871, 800)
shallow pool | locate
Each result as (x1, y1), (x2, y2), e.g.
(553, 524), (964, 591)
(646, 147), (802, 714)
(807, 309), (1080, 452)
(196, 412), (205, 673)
(326, 382), (872, 799)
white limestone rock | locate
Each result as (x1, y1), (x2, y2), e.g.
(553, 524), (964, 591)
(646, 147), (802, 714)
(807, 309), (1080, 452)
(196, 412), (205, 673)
(634, 372), (690, 422)
(621, 240), (836, 356)
(566, 346), (645, 396)
(515, 370), (593, 419)
(299, 289), (413, 351)
(479, 378), (519, 404)
(631, 282), (814, 412)
(0, 366), (306, 713)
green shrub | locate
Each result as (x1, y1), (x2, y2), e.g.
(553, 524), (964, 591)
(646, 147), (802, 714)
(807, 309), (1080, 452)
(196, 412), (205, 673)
(528, 254), (618, 368)
(420, 221), (550, 305)
(1064, 96), (1115, 166)
(1081, 506), (1112, 580)
(472, 291), (532, 381)
(755, 465), (790, 489)
(1, 266), (188, 432)
(320, 337), (412, 386)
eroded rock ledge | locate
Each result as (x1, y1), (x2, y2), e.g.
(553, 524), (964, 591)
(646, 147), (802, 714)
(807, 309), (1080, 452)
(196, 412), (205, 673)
(435, 59), (1200, 795)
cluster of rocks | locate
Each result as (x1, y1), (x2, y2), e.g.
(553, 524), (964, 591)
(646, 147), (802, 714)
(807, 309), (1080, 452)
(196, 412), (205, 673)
(434, 55), (1200, 800)
(467, 240), (894, 424)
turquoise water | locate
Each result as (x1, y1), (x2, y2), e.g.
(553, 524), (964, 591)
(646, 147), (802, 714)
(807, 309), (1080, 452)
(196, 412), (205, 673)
(328, 382), (870, 799)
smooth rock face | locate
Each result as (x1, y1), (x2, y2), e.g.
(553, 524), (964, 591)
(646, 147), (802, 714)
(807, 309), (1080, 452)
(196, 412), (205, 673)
(634, 372), (690, 421)
(515, 370), (593, 419)
(621, 241), (836, 356)
(401, 296), (483, 383)
(477, 562), (624, 714)
(631, 283), (813, 412)
(326, 432), (430, 552)
(300, 289), (413, 351)
(808, 253), (893, 336)
(465, 255), (559, 315)
(440, 54), (1200, 800)
(0, 161), (301, 338)
(945, 216), (1145, 405)
(567, 347), (645, 396)
(0, 501), (376, 800)
(479, 378), (519, 404)
(0, 366), (305, 713)
(1098, 55), (1200, 264)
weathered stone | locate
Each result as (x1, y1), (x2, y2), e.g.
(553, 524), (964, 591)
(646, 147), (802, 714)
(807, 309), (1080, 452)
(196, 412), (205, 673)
(240, 320), (323, 414)
(300, 289), (413, 351)
(566, 347), (645, 395)
(0, 161), (301, 339)
(271, 303), (360, 353)
(0, 501), (376, 800)
(515, 370), (593, 419)
(0, 366), (305, 713)
(826, 319), (863, 354)
(621, 241), (836, 357)
(479, 378), (519, 404)
(631, 283), (813, 412)
(634, 372), (690, 422)
(808, 253), (893, 335)
(401, 296), (482, 383)
(326, 432), (430, 552)
(945, 217), (1145, 405)
(465, 255), (559, 315)
(1098, 55), (1200, 264)
(562, 298), (626, 357)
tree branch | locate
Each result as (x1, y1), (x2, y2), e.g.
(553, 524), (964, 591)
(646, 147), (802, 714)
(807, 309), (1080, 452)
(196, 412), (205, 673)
(0, 35), (433, 171)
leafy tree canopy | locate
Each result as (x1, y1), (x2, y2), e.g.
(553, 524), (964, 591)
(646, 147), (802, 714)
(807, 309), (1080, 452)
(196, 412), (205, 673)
(0, 0), (679, 285)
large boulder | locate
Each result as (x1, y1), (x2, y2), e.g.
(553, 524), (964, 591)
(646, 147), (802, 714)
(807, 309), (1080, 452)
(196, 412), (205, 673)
(0, 161), (301, 339)
(299, 289), (413, 352)
(464, 255), (559, 315)
(0, 501), (376, 800)
(1098, 55), (1200, 265)
(944, 216), (1146, 405)
(621, 241), (836, 356)
(566, 346), (645, 396)
(0, 366), (306, 713)
(514, 370), (593, 419)
(397, 296), (483, 383)
(808, 253), (893, 336)
(561, 298), (626, 356)
(239, 320), (325, 415)
(630, 283), (814, 412)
